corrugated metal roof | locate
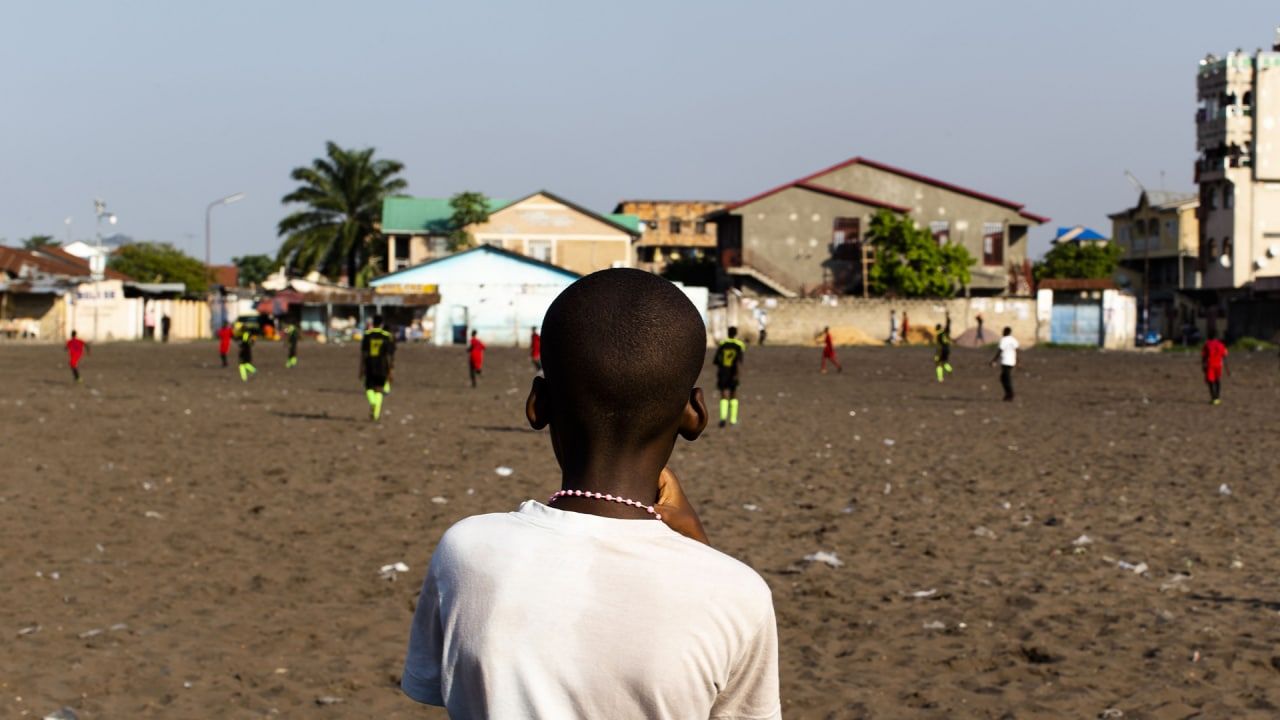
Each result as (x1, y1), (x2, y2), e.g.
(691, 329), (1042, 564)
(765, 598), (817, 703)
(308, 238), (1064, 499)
(380, 197), (510, 234)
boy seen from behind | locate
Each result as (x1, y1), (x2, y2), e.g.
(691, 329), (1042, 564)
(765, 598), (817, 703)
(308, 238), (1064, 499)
(401, 269), (780, 719)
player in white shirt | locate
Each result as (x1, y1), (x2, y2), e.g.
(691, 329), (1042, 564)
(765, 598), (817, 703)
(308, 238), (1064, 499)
(990, 326), (1019, 401)
(401, 269), (781, 720)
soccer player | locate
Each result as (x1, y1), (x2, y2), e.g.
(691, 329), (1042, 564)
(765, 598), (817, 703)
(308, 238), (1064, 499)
(217, 322), (234, 367)
(467, 330), (485, 388)
(65, 330), (88, 382)
(530, 326), (542, 373)
(934, 312), (953, 382)
(360, 315), (396, 420)
(284, 322), (300, 369)
(901, 311), (910, 344)
(819, 326), (842, 373)
(989, 326), (1018, 401)
(401, 269), (780, 719)
(1202, 330), (1229, 405)
(237, 331), (257, 382)
(713, 326), (746, 428)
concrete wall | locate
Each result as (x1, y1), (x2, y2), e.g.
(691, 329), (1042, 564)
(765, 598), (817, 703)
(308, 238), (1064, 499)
(723, 294), (1038, 347)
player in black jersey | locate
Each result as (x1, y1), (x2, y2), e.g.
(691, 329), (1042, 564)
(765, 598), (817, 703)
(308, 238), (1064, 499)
(712, 326), (746, 428)
(360, 315), (397, 420)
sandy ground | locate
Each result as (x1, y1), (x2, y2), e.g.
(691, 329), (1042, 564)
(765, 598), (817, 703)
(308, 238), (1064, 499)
(3, 339), (1280, 719)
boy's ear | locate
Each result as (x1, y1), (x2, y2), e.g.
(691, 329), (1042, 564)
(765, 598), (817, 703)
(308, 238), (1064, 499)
(678, 387), (708, 441)
(526, 375), (549, 430)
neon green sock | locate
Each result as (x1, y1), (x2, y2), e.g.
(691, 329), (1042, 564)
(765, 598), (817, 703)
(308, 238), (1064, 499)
(286, 356), (297, 368)
(366, 389), (383, 420)
(936, 365), (944, 382)
(719, 398), (729, 421)
(729, 398), (739, 424)
(239, 364), (249, 382)
(383, 381), (391, 394)
(944, 362), (953, 373)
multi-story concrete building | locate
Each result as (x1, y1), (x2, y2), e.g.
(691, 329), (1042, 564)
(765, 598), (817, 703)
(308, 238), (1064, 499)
(1108, 191), (1200, 339)
(611, 200), (726, 273)
(708, 157), (1047, 297)
(1195, 30), (1280, 293)
(381, 191), (640, 277)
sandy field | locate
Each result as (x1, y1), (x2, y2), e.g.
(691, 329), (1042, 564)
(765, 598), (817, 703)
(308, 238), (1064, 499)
(3, 339), (1280, 719)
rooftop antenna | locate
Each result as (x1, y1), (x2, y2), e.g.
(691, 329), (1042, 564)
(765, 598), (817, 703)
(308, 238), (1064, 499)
(1159, 170), (1166, 191)
(1124, 170), (1147, 197)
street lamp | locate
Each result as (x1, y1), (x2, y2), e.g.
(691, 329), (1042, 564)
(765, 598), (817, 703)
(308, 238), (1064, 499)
(205, 192), (245, 332)
(93, 199), (117, 341)
(205, 192), (246, 270)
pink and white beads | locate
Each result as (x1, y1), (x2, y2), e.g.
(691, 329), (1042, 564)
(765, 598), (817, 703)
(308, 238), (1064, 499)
(547, 489), (662, 520)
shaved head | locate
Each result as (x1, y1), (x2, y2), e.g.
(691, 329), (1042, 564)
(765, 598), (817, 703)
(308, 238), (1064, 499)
(540, 269), (706, 445)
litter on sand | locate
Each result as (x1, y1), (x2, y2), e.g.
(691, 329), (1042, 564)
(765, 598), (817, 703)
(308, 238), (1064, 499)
(803, 551), (843, 568)
(1218, 483), (1231, 496)
(910, 589), (938, 599)
(922, 620), (947, 631)
(1115, 560), (1149, 575)
(742, 504), (759, 512)
(430, 496), (448, 504)
(315, 696), (344, 706)
(972, 526), (997, 540)
(1072, 535), (1094, 547)
(379, 562), (410, 580)
(494, 467), (514, 477)
(42, 708), (79, 720)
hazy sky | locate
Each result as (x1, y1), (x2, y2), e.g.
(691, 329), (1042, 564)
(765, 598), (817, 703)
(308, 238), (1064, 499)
(2, 1), (1277, 263)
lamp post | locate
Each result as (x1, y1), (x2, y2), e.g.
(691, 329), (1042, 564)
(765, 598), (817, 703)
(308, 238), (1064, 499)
(93, 199), (117, 341)
(205, 192), (246, 331)
(205, 192), (246, 270)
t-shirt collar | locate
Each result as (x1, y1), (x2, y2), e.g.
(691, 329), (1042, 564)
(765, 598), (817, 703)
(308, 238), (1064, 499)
(513, 499), (677, 538)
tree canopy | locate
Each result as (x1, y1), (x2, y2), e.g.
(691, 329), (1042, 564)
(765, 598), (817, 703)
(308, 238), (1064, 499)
(276, 141), (408, 286)
(866, 210), (973, 297)
(447, 191), (492, 251)
(1033, 241), (1123, 281)
(233, 254), (275, 287)
(22, 235), (60, 249)
(108, 242), (209, 295)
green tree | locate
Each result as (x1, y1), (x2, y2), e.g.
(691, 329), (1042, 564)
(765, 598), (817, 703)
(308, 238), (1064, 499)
(276, 141), (408, 286)
(1033, 241), (1123, 281)
(108, 242), (209, 295)
(866, 210), (973, 297)
(22, 234), (60, 250)
(447, 191), (492, 251)
(232, 254), (275, 287)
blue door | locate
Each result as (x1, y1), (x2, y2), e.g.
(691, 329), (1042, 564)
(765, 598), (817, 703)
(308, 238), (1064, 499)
(1051, 302), (1102, 345)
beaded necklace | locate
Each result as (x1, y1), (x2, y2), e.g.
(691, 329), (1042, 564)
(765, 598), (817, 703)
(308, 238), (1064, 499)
(547, 489), (662, 520)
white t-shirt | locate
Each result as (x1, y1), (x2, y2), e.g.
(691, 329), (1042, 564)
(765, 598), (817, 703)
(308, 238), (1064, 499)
(999, 335), (1019, 366)
(402, 500), (781, 720)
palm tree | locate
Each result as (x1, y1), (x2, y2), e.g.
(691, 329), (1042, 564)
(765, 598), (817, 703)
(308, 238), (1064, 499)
(277, 141), (407, 286)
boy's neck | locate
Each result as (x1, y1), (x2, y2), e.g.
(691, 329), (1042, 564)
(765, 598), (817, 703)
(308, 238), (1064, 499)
(554, 447), (667, 520)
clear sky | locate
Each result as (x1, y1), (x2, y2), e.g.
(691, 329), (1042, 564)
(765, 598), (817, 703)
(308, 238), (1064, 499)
(2, 1), (1277, 263)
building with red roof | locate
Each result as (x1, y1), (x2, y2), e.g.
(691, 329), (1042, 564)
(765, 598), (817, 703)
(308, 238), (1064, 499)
(708, 156), (1048, 297)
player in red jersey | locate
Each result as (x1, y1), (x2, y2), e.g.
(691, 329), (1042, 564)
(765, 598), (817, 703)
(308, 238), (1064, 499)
(1201, 330), (1229, 405)
(66, 330), (89, 382)
(530, 326), (542, 373)
(468, 330), (486, 388)
(217, 322), (234, 367)
(819, 326), (842, 374)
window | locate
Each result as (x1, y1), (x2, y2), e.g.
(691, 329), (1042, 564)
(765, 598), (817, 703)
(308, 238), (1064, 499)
(1225, 183), (1234, 209)
(527, 239), (552, 262)
(929, 220), (950, 245)
(669, 218), (682, 234)
(1222, 236), (1232, 258)
(646, 220), (658, 231)
(831, 217), (860, 247)
(982, 222), (1004, 266)
(695, 220), (707, 235)
(480, 237), (503, 248)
